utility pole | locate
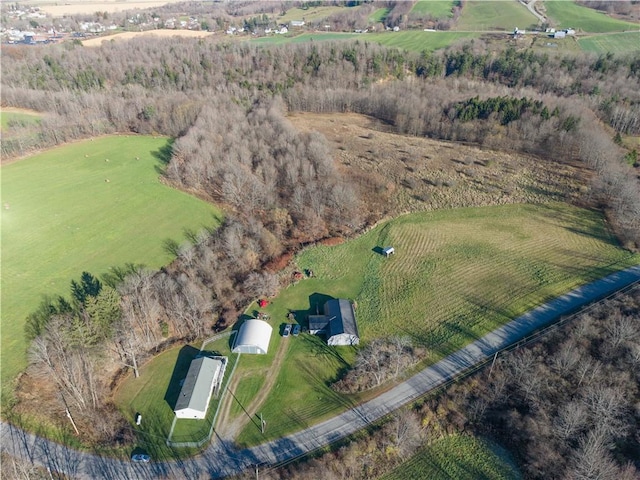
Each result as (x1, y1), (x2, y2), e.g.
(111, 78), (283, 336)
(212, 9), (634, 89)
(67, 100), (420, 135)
(260, 412), (266, 434)
(60, 393), (80, 435)
(255, 464), (259, 480)
(487, 351), (499, 379)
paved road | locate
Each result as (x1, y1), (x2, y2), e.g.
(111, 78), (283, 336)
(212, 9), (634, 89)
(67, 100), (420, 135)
(2, 265), (639, 479)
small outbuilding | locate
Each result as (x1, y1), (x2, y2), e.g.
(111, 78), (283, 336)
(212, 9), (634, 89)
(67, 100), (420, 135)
(382, 246), (395, 257)
(232, 319), (273, 354)
(174, 356), (227, 420)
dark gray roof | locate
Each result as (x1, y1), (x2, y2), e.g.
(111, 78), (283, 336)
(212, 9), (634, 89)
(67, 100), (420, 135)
(175, 357), (223, 414)
(308, 314), (330, 332)
(325, 299), (359, 338)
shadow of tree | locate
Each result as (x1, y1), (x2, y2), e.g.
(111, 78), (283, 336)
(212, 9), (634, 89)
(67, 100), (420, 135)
(164, 345), (201, 411)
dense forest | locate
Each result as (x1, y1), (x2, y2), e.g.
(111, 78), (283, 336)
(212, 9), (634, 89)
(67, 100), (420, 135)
(2, 30), (640, 477)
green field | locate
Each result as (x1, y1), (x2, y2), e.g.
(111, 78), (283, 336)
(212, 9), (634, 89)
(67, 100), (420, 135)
(233, 203), (638, 446)
(369, 7), (390, 24)
(543, 0), (639, 33)
(364, 31), (479, 52)
(411, 0), (455, 19)
(578, 31), (640, 54)
(251, 32), (359, 46)
(0, 111), (41, 130)
(276, 5), (354, 24)
(455, 0), (538, 31)
(1, 136), (221, 395)
(381, 435), (521, 480)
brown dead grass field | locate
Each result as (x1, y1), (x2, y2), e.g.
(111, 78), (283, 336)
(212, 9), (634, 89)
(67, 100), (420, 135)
(28, 0), (186, 17)
(81, 29), (215, 46)
(288, 112), (588, 219)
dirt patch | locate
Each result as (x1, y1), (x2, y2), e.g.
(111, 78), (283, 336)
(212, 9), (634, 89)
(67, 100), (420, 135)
(288, 112), (589, 218)
(0, 107), (42, 116)
(216, 337), (290, 442)
(81, 30), (215, 47)
(320, 237), (344, 246)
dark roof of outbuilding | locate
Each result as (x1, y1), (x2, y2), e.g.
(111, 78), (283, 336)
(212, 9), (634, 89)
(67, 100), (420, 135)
(325, 299), (359, 338)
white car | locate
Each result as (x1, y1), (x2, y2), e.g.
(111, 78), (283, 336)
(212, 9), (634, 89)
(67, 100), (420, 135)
(132, 454), (151, 463)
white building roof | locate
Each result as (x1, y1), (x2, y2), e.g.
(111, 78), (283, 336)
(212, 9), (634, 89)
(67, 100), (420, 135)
(233, 319), (273, 354)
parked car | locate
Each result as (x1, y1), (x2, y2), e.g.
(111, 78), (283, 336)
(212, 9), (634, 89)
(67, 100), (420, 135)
(132, 454), (151, 463)
(282, 324), (292, 337)
(292, 324), (301, 336)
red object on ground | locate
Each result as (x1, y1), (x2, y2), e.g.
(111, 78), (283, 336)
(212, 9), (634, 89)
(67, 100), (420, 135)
(258, 299), (269, 308)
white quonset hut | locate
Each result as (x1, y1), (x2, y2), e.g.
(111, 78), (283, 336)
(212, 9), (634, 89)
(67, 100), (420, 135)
(174, 356), (227, 420)
(232, 319), (273, 354)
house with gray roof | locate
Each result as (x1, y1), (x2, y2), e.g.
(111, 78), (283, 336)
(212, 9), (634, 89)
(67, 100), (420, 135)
(174, 356), (227, 419)
(308, 299), (359, 346)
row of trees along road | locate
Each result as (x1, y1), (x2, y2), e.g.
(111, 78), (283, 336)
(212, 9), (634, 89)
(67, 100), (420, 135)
(1, 38), (639, 447)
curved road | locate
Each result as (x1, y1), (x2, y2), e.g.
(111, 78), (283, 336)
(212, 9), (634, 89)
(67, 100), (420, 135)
(520, 0), (546, 24)
(2, 265), (640, 479)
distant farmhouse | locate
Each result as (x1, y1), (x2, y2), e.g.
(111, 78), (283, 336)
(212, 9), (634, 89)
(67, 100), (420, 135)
(174, 356), (227, 419)
(232, 319), (273, 354)
(309, 299), (359, 346)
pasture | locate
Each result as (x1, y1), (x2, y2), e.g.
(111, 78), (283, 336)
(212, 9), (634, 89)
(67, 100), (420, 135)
(411, 0), (455, 19)
(578, 32), (640, 54)
(0, 110), (41, 131)
(381, 435), (521, 480)
(543, 0), (639, 33)
(369, 7), (390, 24)
(251, 32), (358, 46)
(81, 30), (215, 47)
(362, 31), (478, 52)
(0, 135), (221, 394)
(276, 5), (353, 24)
(232, 203), (638, 446)
(454, 0), (538, 31)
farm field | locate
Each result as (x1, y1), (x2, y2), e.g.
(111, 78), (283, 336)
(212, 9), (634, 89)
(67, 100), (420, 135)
(412, 0), (455, 19)
(0, 136), (221, 395)
(543, 0), (639, 33)
(578, 31), (640, 54)
(0, 110), (41, 131)
(251, 32), (358, 46)
(22, 0), (186, 17)
(454, 0), (538, 31)
(275, 5), (353, 24)
(380, 434), (521, 480)
(362, 31), (478, 52)
(369, 7), (390, 24)
(232, 203), (638, 446)
(81, 29), (215, 46)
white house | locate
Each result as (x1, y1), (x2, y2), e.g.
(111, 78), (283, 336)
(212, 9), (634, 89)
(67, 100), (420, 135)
(174, 356), (227, 419)
(232, 319), (273, 354)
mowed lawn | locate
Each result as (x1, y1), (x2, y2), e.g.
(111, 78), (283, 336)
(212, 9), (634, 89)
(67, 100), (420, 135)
(411, 0), (455, 19)
(234, 203), (638, 446)
(454, 0), (538, 31)
(543, 0), (639, 33)
(1, 135), (221, 394)
(380, 435), (521, 480)
(579, 32), (640, 54)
